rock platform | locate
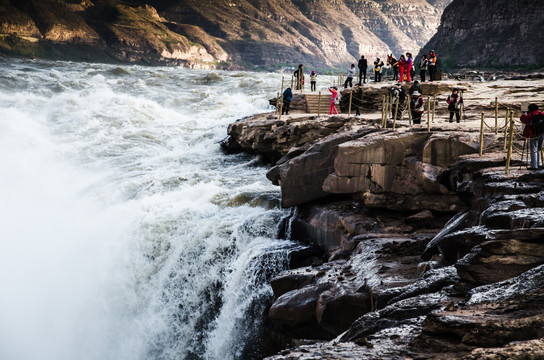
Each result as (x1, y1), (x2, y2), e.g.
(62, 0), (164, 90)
(222, 82), (544, 359)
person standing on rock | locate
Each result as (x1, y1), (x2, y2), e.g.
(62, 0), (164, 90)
(329, 86), (339, 115)
(282, 87), (293, 115)
(351, 84), (363, 116)
(406, 52), (413, 82)
(398, 55), (407, 83)
(310, 70), (317, 92)
(358, 55), (367, 84)
(374, 57), (384, 82)
(419, 54), (428, 82)
(294, 64), (304, 90)
(344, 64), (356, 88)
(521, 103), (544, 169)
(410, 91), (424, 124)
(390, 83), (406, 120)
(428, 50), (437, 82)
(446, 88), (463, 123)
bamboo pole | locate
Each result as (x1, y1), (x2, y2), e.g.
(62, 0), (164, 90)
(291, 75), (294, 91)
(479, 112), (485, 156)
(318, 91), (322, 116)
(348, 90), (353, 117)
(275, 92), (279, 114)
(408, 96), (412, 125)
(432, 95), (436, 123)
(427, 96), (431, 132)
(505, 112), (516, 174)
(393, 96), (399, 131)
(495, 96), (499, 134)
(504, 108), (510, 150)
(382, 95), (386, 127)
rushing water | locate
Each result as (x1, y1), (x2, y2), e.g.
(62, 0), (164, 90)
(0, 59), (306, 360)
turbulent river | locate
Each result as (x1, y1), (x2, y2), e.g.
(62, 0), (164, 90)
(0, 59), (316, 360)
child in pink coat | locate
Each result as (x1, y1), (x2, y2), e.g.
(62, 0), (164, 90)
(329, 87), (339, 114)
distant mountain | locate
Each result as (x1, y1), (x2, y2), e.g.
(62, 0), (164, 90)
(0, 0), (452, 69)
(420, 0), (544, 70)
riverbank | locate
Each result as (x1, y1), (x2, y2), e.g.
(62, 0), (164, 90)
(222, 79), (544, 359)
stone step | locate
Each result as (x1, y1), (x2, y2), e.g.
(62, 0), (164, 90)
(305, 94), (333, 113)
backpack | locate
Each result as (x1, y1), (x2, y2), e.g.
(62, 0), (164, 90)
(532, 112), (544, 136)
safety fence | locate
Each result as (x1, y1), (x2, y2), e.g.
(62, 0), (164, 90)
(275, 76), (538, 174)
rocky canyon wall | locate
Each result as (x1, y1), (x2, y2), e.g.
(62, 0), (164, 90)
(0, 0), (451, 68)
(420, 0), (544, 69)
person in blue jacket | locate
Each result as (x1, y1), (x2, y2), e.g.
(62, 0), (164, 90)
(282, 87), (293, 115)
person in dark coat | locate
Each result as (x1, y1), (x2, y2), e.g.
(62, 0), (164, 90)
(409, 80), (421, 96)
(446, 88), (463, 123)
(358, 55), (367, 84)
(410, 91), (424, 124)
(351, 84), (363, 115)
(282, 87), (293, 115)
(374, 58), (384, 82)
(294, 64), (304, 90)
(419, 55), (428, 82)
(520, 103), (544, 169)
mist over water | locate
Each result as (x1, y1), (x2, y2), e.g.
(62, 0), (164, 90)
(0, 59), (302, 360)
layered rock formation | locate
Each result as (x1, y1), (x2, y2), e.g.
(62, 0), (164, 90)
(0, 0), (451, 68)
(420, 0), (544, 70)
(222, 82), (544, 358)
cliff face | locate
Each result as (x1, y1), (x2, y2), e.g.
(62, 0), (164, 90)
(0, 0), (451, 68)
(420, 0), (544, 69)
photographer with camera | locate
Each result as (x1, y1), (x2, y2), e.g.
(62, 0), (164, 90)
(521, 103), (544, 169)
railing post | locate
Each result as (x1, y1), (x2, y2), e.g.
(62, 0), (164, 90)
(427, 96), (431, 132)
(495, 96), (499, 134)
(348, 90), (353, 117)
(479, 112), (485, 156)
(504, 108), (510, 150)
(318, 91), (322, 116)
(460, 90), (464, 122)
(408, 96), (412, 125)
(393, 96), (399, 131)
(432, 95), (436, 123)
(382, 95), (386, 127)
(505, 112), (516, 174)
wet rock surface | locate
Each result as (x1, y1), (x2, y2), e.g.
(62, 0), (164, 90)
(224, 85), (544, 358)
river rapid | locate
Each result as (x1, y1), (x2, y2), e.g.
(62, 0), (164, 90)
(0, 59), (315, 360)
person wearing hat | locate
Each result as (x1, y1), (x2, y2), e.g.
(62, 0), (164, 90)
(374, 57), (384, 82)
(282, 87), (293, 115)
(410, 90), (424, 124)
(310, 70), (317, 91)
(446, 88), (463, 123)
(521, 103), (544, 169)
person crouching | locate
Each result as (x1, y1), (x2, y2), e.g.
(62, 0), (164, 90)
(410, 91), (424, 124)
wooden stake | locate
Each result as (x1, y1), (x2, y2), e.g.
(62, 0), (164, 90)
(348, 90), (353, 117)
(318, 91), (322, 116)
(382, 95), (386, 127)
(427, 96), (431, 132)
(408, 96), (412, 125)
(479, 112), (485, 156)
(432, 95), (436, 123)
(495, 96), (499, 134)
(275, 92), (279, 114)
(504, 108), (510, 150)
(393, 96), (399, 131)
(505, 112), (515, 174)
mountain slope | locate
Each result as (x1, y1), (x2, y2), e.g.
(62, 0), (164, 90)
(0, 0), (452, 68)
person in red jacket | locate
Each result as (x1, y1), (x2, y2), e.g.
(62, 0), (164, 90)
(329, 86), (339, 115)
(398, 54), (406, 83)
(520, 103), (544, 169)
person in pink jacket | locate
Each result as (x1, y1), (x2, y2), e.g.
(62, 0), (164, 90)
(398, 55), (406, 83)
(329, 86), (339, 114)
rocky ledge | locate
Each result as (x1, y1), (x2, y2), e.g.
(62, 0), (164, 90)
(222, 96), (544, 358)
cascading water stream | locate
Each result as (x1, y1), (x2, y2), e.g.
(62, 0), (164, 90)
(0, 59), (316, 360)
